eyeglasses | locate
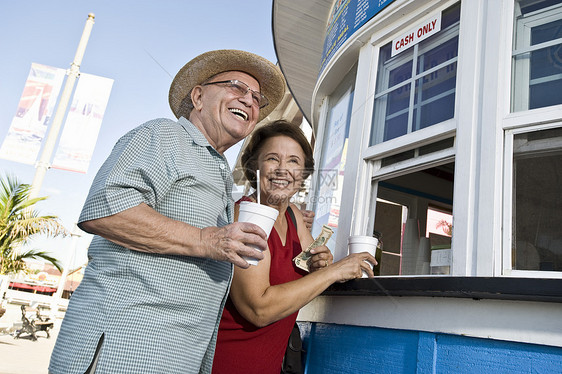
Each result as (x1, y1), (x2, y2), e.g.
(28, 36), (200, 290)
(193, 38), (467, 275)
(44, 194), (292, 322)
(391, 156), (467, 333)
(201, 79), (269, 109)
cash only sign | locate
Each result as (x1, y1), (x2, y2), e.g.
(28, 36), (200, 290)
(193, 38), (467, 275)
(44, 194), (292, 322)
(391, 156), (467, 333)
(391, 12), (442, 57)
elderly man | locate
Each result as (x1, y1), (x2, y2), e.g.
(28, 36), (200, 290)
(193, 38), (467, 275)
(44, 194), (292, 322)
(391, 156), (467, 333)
(49, 50), (285, 374)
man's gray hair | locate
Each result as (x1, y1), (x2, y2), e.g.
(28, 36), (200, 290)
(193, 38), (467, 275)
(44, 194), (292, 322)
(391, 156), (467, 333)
(177, 90), (194, 119)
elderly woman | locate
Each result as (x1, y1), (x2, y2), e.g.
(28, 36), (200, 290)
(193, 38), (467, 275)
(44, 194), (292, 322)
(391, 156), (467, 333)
(212, 120), (377, 374)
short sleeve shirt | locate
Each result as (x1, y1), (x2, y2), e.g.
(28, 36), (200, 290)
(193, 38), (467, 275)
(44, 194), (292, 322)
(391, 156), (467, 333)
(49, 117), (234, 374)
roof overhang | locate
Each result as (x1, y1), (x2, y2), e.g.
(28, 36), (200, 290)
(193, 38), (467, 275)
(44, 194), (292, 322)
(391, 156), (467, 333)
(272, 0), (332, 127)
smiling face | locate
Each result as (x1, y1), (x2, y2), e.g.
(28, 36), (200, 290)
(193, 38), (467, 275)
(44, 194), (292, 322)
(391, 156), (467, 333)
(189, 71), (261, 153)
(257, 135), (307, 207)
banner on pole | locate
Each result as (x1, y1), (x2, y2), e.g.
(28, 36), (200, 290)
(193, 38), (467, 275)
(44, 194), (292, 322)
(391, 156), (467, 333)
(0, 63), (66, 164)
(52, 73), (113, 173)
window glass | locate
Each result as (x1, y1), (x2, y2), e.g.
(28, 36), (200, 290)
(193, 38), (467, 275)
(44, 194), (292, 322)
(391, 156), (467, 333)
(311, 69), (355, 243)
(512, 127), (562, 272)
(371, 4), (460, 145)
(414, 37), (458, 131)
(512, 0), (562, 111)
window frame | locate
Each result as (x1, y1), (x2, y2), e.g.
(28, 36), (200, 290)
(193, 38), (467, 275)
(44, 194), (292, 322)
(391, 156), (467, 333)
(502, 121), (562, 279)
(501, 0), (562, 279)
(357, 1), (460, 277)
(370, 8), (460, 147)
(512, 2), (562, 112)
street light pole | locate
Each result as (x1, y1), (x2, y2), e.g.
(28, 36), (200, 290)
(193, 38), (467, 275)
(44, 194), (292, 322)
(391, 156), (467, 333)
(49, 224), (81, 320)
(29, 13), (95, 199)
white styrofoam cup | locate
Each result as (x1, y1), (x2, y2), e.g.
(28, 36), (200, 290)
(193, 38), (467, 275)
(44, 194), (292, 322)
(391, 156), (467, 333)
(348, 235), (379, 278)
(237, 201), (279, 265)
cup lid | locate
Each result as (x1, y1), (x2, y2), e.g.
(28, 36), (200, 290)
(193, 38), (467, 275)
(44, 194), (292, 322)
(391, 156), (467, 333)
(348, 235), (379, 245)
(239, 201), (279, 218)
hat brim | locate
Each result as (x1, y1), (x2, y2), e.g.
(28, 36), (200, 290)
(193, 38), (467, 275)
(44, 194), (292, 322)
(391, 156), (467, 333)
(169, 49), (285, 123)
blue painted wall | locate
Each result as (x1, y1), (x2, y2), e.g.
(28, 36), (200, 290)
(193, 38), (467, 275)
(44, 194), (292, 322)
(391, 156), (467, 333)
(298, 322), (562, 373)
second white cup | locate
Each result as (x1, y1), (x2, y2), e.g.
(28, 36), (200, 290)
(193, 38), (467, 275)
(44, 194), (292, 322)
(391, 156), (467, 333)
(237, 201), (279, 265)
(348, 235), (379, 278)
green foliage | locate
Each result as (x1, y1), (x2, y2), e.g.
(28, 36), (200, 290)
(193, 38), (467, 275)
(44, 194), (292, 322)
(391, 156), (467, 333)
(0, 175), (67, 275)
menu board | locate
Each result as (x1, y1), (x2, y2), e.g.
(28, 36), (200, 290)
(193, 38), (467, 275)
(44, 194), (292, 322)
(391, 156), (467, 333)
(320, 0), (397, 74)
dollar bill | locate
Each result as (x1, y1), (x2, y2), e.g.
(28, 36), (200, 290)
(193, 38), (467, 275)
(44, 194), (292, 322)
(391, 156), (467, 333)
(293, 224), (334, 272)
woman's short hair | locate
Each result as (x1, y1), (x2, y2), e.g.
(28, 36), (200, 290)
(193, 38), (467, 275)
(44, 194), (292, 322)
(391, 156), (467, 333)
(241, 120), (314, 190)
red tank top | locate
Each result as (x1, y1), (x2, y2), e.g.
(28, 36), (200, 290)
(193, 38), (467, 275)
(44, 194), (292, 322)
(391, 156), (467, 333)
(212, 201), (306, 374)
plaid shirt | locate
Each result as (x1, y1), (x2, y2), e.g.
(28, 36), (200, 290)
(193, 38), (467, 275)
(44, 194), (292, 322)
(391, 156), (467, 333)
(49, 117), (234, 373)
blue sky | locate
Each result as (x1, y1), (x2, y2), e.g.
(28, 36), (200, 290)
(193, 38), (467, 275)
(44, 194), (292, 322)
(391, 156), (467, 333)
(0, 1), (278, 269)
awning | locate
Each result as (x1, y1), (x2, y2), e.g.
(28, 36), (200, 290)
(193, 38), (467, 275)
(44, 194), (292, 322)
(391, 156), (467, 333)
(9, 282), (57, 293)
(273, 0), (332, 125)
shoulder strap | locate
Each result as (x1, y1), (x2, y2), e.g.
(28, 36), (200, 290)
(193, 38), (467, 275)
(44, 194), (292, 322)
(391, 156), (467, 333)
(286, 206), (297, 231)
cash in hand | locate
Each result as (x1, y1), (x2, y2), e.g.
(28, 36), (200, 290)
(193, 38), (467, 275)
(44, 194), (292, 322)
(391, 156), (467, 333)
(293, 225), (334, 272)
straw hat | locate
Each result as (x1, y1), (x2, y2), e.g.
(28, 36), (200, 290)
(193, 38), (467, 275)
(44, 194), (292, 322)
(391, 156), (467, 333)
(169, 49), (285, 123)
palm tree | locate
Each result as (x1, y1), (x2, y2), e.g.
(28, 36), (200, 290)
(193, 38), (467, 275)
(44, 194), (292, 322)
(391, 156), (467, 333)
(0, 174), (67, 275)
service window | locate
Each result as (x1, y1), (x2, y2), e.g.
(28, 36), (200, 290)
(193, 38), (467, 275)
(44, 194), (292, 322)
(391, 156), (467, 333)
(365, 3), (460, 276)
(372, 156), (455, 276)
(512, 0), (562, 112)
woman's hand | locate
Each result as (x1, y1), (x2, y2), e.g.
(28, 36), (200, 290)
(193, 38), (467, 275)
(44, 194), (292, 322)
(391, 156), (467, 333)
(308, 245), (334, 272)
(300, 209), (315, 231)
(329, 252), (378, 282)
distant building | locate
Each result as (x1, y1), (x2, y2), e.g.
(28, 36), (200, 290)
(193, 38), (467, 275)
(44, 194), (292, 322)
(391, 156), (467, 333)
(8, 262), (84, 301)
